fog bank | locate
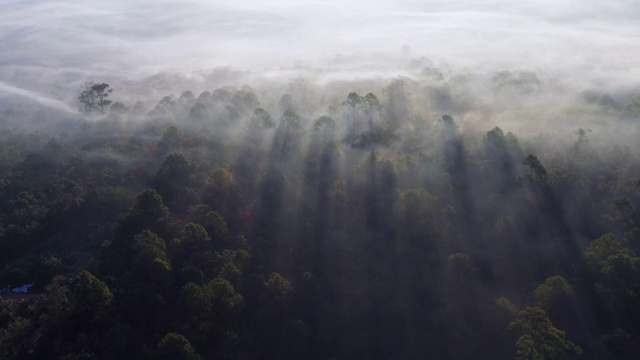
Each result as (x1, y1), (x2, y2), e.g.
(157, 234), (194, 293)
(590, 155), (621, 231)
(2, 0), (639, 106)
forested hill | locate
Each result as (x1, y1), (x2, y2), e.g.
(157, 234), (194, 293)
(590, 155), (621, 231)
(1, 71), (640, 359)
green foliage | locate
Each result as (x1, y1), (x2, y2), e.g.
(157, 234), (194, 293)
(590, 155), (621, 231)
(71, 270), (113, 321)
(203, 168), (242, 219)
(484, 126), (506, 147)
(599, 253), (640, 299)
(399, 188), (437, 219)
(495, 216), (514, 233)
(509, 307), (583, 359)
(514, 334), (541, 360)
(5, 72), (640, 359)
(313, 115), (337, 144)
(522, 154), (547, 181)
(584, 233), (628, 269)
(535, 276), (573, 309)
(155, 152), (193, 182)
(179, 282), (210, 316)
(152, 152), (196, 209)
(496, 297), (519, 318)
(265, 272), (293, 303)
(215, 249), (249, 285)
(362, 93), (381, 116)
(38, 276), (71, 328)
(0, 317), (32, 360)
(134, 230), (166, 253)
(448, 253), (473, 276)
(207, 167), (235, 190)
(116, 189), (170, 242)
(383, 79), (410, 130)
(582, 233), (640, 306)
(131, 189), (170, 221)
(280, 108), (302, 130)
(230, 89), (260, 115)
(79, 82), (113, 113)
(132, 231), (171, 284)
(205, 211), (228, 240)
(605, 197), (636, 228)
(209, 277), (243, 311)
(178, 223), (210, 246)
(156, 332), (201, 360)
(249, 107), (274, 130)
(188, 102), (209, 121)
(157, 125), (184, 154)
(343, 92), (363, 143)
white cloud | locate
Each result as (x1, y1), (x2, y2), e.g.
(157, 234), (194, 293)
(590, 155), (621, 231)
(1, 0), (639, 100)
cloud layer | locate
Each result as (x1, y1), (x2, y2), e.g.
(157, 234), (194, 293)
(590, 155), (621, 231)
(1, 0), (639, 105)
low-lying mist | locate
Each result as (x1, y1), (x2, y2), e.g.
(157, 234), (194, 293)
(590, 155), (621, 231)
(2, 1), (640, 359)
(2, 0), (639, 104)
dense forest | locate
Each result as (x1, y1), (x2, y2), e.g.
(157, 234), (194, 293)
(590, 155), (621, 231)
(1, 65), (640, 359)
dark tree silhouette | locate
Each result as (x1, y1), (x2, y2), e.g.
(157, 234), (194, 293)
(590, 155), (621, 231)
(79, 82), (113, 113)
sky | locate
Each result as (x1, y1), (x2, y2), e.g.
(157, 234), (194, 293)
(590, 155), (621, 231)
(1, 0), (639, 109)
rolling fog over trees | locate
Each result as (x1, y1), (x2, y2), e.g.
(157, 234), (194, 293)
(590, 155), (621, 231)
(2, 1), (640, 359)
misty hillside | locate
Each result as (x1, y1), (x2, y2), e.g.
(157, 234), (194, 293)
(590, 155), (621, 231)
(1, 65), (639, 359)
(2, 1), (640, 359)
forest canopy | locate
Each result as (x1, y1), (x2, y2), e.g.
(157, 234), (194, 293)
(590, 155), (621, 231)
(1, 61), (640, 359)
